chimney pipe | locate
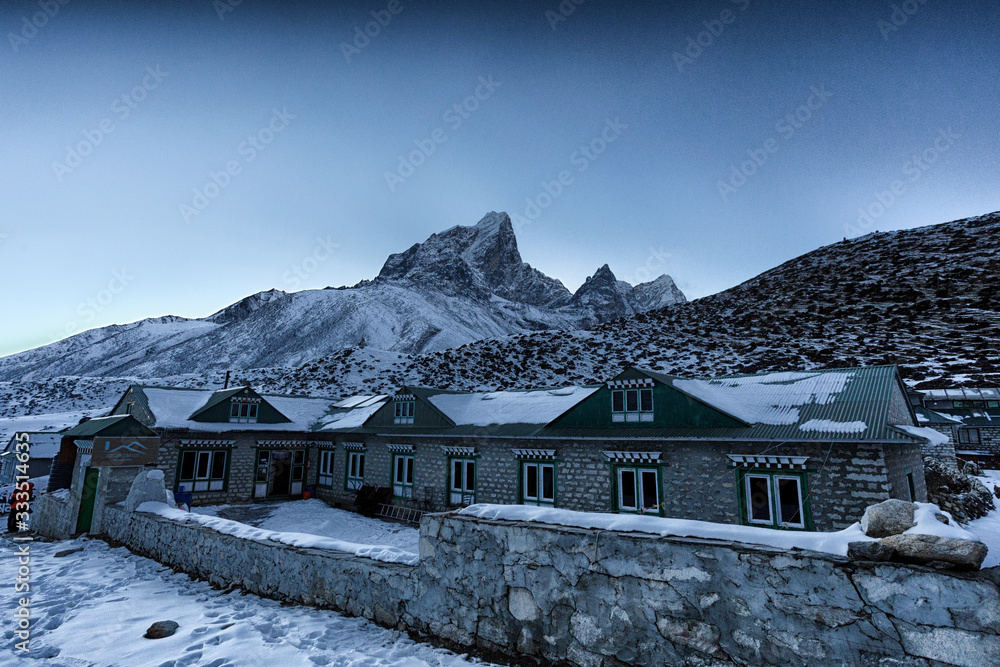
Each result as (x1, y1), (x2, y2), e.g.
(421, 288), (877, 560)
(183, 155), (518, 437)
(224, 370), (231, 389)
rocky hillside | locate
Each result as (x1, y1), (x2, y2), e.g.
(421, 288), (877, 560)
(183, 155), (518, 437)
(0, 212), (684, 382)
(265, 211), (1000, 395)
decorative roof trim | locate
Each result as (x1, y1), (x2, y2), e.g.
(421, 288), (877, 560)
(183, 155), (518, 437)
(512, 448), (557, 460)
(387, 443), (414, 453)
(75, 439), (93, 452)
(727, 454), (810, 470)
(603, 450), (660, 463)
(256, 440), (323, 446)
(608, 378), (655, 389)
(180, 439), (236, 447)
(343, 441), (366, 451)
(231, 396), (262, 404)
(441, 445), (476, 456)
(394, 395), (416, 402)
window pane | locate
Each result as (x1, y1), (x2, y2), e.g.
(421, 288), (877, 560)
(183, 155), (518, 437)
(231, 403), (240, 418)
(641, 470), (658, 511)
(541, 465), (554, 501)
(248, 404), (258, 419)
(196, 452), (211, 479)
(525, 464), (538, 499)
(395, 457), (405, 484)
(406, 457), (414, 484)
(349, 454), (358, 478)
(180, 452), (196, 480)
(406, 402), (414, 417)
(258, 451), (270, 466)
(620, 469), (636, 509)
(748, 476), (772, 523)
(626, 390), (638, 412)
(211, 451), (226, 479)
(394, 402), (402, 417)
(466, 461), (475, 491)
(776, 478), (802, 526)
(971, 430), (981, 444)
(293, 450), (304, 464)
(612, 390), (624, 412)
(292, 465), (304, 481)
(640, 389), (653, 412)
(358, 454), (364, 477)
(256, 465), (268, 482)
(452, 460), (462, 490)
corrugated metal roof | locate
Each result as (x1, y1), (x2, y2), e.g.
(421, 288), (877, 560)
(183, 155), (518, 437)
(61, 415), (134, 437)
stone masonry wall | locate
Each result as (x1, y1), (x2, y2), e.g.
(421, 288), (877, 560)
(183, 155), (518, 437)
(99, 504), (1000, 667)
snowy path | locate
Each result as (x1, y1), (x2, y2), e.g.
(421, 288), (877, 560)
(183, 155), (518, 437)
(970, 470), (1000, 568)
(191, 499), (420, 553)
(0, 537), (496, 667)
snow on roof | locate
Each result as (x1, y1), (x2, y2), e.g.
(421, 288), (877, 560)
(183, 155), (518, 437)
(142, 387), (334, 432)
(428, 386), (599, 426)
(5, 432), (62, 459)
(799, 419), (867, 435)
(673, 371), (856, 426)
(895, 425), (951, 447)
(318, 399), (388, 430)
(334, 394), (388, 409)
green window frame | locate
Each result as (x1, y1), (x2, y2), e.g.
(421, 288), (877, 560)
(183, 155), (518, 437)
(611, 388), (654, 423)
(611, 464), (661, 515)
(736, 469), (813, 531)
(177, 448), (229, 493)
(448, 457), (476, 506)
(519, 459), (556, 507)
(317, 449), (335, 487)
(392, 453), (415, 499)
(345, 449), (365, 491)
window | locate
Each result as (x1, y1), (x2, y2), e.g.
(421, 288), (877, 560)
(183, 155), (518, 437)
(229, 400), (259, 424)
(318, 450), (335, 487)
(614, 466), (659, 514)
(346, 451), (365, 491)
(125, 401), (134, 415)
(292, 450), (305, 483)
(521, 461), (555, 506)
(988, 401), (1000, 409)
(393, 454), (415, 498)
(178, 449), (228, 492)
(449, 458), (476, 506)
(905, 469), (917, 502)
(394, 400), (415, 425)
(611, 388), (654, 423)
(738, 470), (810, 530)
(958, 429), (981, 444)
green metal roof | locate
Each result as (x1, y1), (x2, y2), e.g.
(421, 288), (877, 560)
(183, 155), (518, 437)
(61, 415), (157, 438)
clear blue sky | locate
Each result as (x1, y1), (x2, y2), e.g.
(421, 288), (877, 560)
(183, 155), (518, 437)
(1, 0), (998, 357)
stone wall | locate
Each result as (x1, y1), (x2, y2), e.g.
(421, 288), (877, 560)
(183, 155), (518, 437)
(99, 504), (1000, 667)
(923, 424), (959, 469)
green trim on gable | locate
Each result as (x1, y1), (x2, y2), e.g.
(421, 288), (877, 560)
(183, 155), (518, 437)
(188, 387), (291, 424)
(363, 387), (456, 429)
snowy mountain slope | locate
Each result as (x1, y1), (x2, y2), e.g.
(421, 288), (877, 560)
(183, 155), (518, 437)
(261, 211), (1000, 395)
(0, 212), (684, 382)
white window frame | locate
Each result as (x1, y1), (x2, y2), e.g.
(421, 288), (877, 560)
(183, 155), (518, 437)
(449, 457), (476, 506)
(346, 451), (365, 491)
(772, 475), (806, 529)
(521, 461), (555, 506)
(229, 401), (259, 424)
(611, 388), (654, 423)
(179, 449), (227, 493)
(393, 453), (415, 499)
(394, 400), (415, 425)
(318, 450), (334, 487)
(744, 472), (807, 529)
(615, 466), (659, 514)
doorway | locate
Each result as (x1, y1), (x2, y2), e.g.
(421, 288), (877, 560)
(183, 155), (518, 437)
(270, 451), (292, 496)
(75, 467), (100, 533)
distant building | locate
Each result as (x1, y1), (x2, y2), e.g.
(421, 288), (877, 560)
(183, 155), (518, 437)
(917, 387), (1000, 469)
(0, 432), (61, 487)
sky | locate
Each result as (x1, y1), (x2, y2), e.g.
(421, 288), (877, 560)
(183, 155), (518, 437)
(1, 0), (998, 358)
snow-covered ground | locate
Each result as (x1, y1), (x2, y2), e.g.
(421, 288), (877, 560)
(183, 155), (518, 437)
(191, 499), (419, 553)
(970, 469), (1000, 568)
(0, 537), (495, 667)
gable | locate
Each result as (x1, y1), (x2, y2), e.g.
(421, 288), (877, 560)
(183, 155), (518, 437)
(548, 369), (749, 430)
(189, 387), (291, 424)
(363, 388), (455, 429)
